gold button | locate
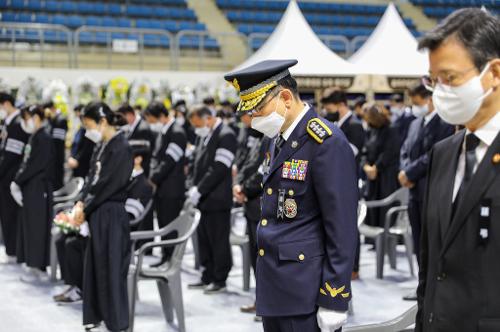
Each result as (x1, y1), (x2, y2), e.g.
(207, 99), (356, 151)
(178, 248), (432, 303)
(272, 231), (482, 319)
(261, 219), (268, 226)
(259, 249), (265, 257)
(267, 188), (273, 195)
(298, 253), (305, 261)
(493, 153), (500, 164)
(288, 189), (294, 196)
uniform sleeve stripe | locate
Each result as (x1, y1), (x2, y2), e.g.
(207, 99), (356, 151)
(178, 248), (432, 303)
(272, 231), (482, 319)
(125, 205), (141, 219)
(166, 143), (183, 162)
(215, 148), (235, 162)
(53, 128), (67, 135)
(214, 155), (233, 168)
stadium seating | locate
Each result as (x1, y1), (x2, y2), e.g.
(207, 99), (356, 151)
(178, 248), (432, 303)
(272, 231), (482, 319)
(410, 0), (500, 19)
(215, 0), (418, 54)
(0, 0), (219, 50)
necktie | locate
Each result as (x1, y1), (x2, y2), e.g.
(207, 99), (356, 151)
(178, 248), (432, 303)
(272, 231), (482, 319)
(274, 135), (285, 158)
(451, 133), (480, 221)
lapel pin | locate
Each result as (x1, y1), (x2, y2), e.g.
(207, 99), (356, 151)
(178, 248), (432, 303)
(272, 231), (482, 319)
(493, 153), (500, 164)
(291, 141), (298, 148)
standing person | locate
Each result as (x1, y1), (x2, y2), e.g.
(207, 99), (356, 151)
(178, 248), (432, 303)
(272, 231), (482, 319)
(117, 103), (155, 176)
(68, 104), (96, 179)
(0, 92), (30, 263)
(145, 102), (186, 264)
(321, 89), (365, 280)
(415, 9), (500, 331)
(72, 101), (133, 332)
(389, 93), (415, 147)
(185, 105), (237, 294)
(173, 100), (196, 145)
(14, 105), (55, 282)
(362, 103), (401, 229)
(44, 101), (68, 190)
(398, 82), (454, 301)
(224, 60), (358, 332)
(233, 111), (270, 319)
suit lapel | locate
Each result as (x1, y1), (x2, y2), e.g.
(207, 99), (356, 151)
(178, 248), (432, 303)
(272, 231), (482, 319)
(438, 130), (464, 243)
(264, 109), (315, 184)
(441, 131), (500, 255)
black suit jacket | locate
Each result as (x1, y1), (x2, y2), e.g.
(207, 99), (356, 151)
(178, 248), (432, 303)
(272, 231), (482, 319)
(128, 118), (155, 176)
(0, 113), (30, 184)
(416, 129), (500, 332)
(150, 122), (187, 199)
(400, 115), (454, 201)
(339, 113), (365, 166)
(192, 122), (237, 212)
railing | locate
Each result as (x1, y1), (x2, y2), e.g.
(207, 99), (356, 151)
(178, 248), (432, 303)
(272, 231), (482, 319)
(74, 26), (175, 70)
(0, 22), (72, 67)
(0, 22), (370, 70)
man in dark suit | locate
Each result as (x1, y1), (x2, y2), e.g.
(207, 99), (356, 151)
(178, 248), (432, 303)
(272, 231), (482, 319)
(44, 101), (68, 190)
(186, 105), (237, 294)
(117, 103), (155, 176)
(399, 83), (454, 301)
(389, 93), (415, 147)
(321, 88), (365, 280)
(415, 8), (500, 331)
(225, 60), (358, 332)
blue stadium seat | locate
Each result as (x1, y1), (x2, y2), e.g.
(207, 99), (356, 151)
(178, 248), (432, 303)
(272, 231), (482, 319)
(60, 1), (77, 13)
(107, 4), (122, 15)
(11, 1), (26, 10)
(52, 15), (68, 26)
(45, 1), (60, 12)
(67, 15), (84, 28)
(117, 18), (132, 28)
(0, 0), (7, 9)
(34, 14), (50, 24)
(85, 16), (102, 27)
(1, 12), (16, 22)
(101, 17), (117, 27)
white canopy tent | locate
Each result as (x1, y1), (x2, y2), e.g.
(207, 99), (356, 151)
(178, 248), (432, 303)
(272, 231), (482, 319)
(348, 2), (429, 77)
(234, 0), (360, 76)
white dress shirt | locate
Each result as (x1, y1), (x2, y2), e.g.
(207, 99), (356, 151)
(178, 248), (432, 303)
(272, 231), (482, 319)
(281, 104), (310, 141)
(452, 112), (500, 201)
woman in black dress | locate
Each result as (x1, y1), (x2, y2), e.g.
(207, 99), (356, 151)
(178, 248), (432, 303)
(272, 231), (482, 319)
(73, 101), (133, 332)
(362, 103), (401, 228)
(14, 104), (55, 282)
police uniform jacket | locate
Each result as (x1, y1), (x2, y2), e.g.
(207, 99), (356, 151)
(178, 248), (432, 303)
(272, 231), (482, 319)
(416, 125), (500, 332)
(256, 106), (358, 317)
(0, 111), (30, 185)
(192, 119), (237, 212)
(150, 120), (186, 199)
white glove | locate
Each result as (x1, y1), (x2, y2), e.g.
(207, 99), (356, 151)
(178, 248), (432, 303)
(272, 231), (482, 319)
(186, 186), (201, 206)
(79, 221), (90, 237)
(317, 307), (348, 332)
(10, 182), (23, 207)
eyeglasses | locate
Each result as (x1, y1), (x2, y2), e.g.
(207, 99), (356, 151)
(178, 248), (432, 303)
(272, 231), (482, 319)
(423, 66), (480, 91)
(246, 89), (282, 117)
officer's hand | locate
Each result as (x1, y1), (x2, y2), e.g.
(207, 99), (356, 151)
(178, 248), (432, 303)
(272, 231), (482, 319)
(73, 202), (85, 226)
(398, 170), (408, 187)
(233, 184), (242, 197)
(186, 186), (201, 206)
(67, 157), (79, 169)
(317, 307), (348, 332)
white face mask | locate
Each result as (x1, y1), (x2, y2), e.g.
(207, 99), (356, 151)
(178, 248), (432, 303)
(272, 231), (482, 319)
(432, 63), (492, 125)
(411, 104), (429, 118)
(85, 128), (102, 143)
(251, 93), (286, 138)
(150, 122), (163, 133)
(390, 106), (403, 117)
(175, 116), (185, 126)
(195, 126), (210, 138)
(21, 118), (35, 134)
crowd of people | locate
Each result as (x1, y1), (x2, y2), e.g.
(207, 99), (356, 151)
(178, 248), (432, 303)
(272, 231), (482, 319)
(0, 7), (498, 332)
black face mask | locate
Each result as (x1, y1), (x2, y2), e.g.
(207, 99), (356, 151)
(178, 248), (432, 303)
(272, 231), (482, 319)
(325, 112), (339, 123)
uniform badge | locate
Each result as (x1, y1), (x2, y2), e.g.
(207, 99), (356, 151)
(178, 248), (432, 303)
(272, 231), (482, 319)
(307, 118), (332, 144)
(291, 141), (298, 149)
(493, 153), (500, 164)
(282, 159), (308, 181)
(284, 198), (298, 219)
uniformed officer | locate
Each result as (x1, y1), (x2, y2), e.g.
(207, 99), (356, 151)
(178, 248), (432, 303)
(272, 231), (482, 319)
(0, 92), (30, 263)
(186, 105), (237, 294)
(224, 60), (358, 332)
(44, 101), (68, 190)
(144, 101), (187, 264)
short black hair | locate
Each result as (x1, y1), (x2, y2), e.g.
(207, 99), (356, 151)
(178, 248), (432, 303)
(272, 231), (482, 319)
(277, 75), (299, 97)
(187, 105), (213, 119)
(390, 94), (404, 103)
(73, 104), (85, 113)
(353, 96), (366, 109)
(418, 8), (500, 70)
(203, 96), (215, 105)
(42, 101), (55, 109)
(408, 83), (432, 99)
(83, 101), (126, 126)
(21, 104), (46, 120)
(0, 92), (15, 106)
(144, 101), (168, 119)
(321, 89), (347, 105)
(117, 103), (135, 115)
